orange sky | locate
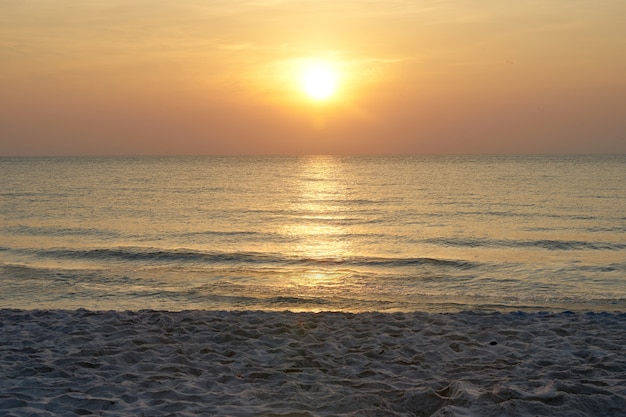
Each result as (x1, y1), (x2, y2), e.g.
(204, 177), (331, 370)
(1, 1), (625, 155)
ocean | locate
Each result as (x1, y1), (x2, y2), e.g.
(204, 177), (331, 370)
(1, 155), (625, 313)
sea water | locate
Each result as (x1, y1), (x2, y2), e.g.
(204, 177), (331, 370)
(1, 155), (625, 312)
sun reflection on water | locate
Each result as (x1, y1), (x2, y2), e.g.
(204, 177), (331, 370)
(286, 156), (352, 259)
(280, 156), (356, 295)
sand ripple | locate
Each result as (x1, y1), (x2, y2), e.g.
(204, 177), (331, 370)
(1, 309), (625, 416)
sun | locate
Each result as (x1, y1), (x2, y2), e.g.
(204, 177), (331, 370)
(300, 62), (338, 101)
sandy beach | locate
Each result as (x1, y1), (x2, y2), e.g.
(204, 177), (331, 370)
(1, 309), (625, 416)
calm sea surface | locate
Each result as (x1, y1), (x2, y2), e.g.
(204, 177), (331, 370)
(1, 155), (625, 312)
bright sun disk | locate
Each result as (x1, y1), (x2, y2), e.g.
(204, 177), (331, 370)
(301, 63), (337, 100)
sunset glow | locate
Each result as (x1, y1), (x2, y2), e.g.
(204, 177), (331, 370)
(1, 1), (625, 155)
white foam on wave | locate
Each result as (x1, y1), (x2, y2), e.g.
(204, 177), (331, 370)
(1, 309), (625, 416)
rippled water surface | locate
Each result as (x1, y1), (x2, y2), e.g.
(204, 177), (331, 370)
(1, 155), (625, 312)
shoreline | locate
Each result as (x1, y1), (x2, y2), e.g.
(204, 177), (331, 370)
(2, 309), (625, 416)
